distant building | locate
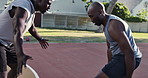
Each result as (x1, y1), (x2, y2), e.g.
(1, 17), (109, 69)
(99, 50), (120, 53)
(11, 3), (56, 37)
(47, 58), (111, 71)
(1, 0), (147, 31)
(48, 0), (87, 16)
(118, 0), (142, 12)
(41, 0), (99, 31)
(118, 0), (148, 19)
(132, 0), (148, 19)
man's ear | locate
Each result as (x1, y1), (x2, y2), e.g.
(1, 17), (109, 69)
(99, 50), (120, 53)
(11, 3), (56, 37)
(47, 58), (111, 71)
(100, 9), (103, 14)
(100, 9), (105, 16)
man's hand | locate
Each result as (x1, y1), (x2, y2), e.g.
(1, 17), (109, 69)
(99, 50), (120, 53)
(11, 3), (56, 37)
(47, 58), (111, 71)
(28, 25), (49, 49)
(17, 54), (33, 76)
(39, 38), (49, 49)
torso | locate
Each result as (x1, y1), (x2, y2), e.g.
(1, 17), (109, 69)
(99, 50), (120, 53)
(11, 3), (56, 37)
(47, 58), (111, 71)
(0, 0), (35, 43)
(104, 15), (142, 58)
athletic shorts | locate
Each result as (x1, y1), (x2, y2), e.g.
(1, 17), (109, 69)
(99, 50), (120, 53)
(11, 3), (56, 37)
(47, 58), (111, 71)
(0, 44), (17, 72)
(102, 54), (141, 78)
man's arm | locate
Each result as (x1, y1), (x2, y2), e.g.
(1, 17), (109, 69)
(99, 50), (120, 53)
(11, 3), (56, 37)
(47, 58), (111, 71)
(11, 7), (32, 75)
(106, 40), (112, 63)
(28, 23), (42, 41)
(108, 20), (135, 78)
(28, 23), (49, 49)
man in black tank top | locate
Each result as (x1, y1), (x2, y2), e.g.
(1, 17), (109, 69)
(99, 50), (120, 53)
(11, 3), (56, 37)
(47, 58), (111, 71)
(87, 2), (141, 78)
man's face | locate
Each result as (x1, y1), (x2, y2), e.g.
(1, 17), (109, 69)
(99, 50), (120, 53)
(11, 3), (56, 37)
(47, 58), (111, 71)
(88, 8), (103, 26)
(39, 0), (52, 13)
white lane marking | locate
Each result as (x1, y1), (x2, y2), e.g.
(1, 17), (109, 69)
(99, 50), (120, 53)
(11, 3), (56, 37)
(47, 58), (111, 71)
(27, 64), (40, 78)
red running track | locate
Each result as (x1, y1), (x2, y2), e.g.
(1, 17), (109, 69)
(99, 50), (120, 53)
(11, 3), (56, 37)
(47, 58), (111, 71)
(23, 43), (148, 78)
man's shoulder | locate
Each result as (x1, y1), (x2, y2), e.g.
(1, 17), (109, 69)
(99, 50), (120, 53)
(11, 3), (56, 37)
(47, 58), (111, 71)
(108, 19), (125, 32)
(109, 19), (122, 26)
(11, 0), (34, 10)
(12, 0), (30, 5)
(11, 0), (35, 14)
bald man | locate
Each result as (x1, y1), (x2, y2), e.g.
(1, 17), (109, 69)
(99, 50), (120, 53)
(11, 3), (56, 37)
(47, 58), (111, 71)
(0, 0), (51, 78)
(87, 2), (142, 78)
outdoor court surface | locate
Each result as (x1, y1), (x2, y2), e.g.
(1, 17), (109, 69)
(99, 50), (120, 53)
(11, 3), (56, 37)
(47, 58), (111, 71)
(22, 43), (147, 78)
(7, 65), (36, 78)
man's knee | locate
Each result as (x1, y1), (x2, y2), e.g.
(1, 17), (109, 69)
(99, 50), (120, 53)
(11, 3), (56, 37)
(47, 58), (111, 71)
(7, 64), (17, 78)
(95, 71), (109, 78)
(8, 64), (17, 72)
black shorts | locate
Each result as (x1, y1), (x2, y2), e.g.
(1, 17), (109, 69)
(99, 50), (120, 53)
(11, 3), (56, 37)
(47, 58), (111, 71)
(102, 54), (141, 78)
(0, 45), (17, 72)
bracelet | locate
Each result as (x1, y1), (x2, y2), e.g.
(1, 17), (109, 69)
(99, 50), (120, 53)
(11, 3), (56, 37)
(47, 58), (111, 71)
(38, 37), (43, 41)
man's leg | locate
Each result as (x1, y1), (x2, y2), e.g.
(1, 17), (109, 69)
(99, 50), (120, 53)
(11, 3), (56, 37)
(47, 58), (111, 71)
(0, 46), (7, 78)
(6, 45), (17, 78)
(96, 54), (126, 78)
(7, 64), (17, 78)
(95, 71), (109, 78)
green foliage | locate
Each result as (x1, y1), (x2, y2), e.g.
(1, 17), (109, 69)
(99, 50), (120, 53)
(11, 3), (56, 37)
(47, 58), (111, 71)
(82, 0), (88, 2)
(4, 0), (14, 8)
(85, 2), (93, 11)
(125, 16), (148, 22)
(86, 2), (131, 20)
(137, 9), (148, 20)
(103, 2), (148, 22)
(113, 3), (131, 20)
(103, 2), (131, 20)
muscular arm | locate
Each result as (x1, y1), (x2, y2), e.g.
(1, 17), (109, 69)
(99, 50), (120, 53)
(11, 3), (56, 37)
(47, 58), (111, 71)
(29, 23), (49, 49)
(28, 23), (42, 41)
(108, 20), (135, 78)
(106, 40), (112, 63)
(12, 7), (27, 56)
(11, 7), (32, 75)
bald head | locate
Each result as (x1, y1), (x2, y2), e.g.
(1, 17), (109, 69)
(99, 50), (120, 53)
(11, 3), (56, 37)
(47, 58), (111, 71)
(87, 2), (107, 26)
(33, 0), (52, 13)
(87, 2), (105, 13)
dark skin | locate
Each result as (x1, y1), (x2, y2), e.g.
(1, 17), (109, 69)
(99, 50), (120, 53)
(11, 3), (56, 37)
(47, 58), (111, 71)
(0, 0), (52, 77)
(109, 20), (135, 78)
(12, 7), (49, 76)
(106, 40), (112, 63)
(12, 7), (29, 77)
(29, 23), (49, 49)
(88, 2), (135, 78)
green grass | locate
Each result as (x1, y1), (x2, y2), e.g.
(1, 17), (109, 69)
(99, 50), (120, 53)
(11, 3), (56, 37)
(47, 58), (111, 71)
(24, 27), (148, 43)
(133, 33), (148, 39)
(133, 33), (148, 43)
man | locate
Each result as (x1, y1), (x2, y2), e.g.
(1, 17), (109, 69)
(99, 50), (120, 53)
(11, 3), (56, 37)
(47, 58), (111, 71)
(87, 2), (142, 78)
(0, 0), (52, 78)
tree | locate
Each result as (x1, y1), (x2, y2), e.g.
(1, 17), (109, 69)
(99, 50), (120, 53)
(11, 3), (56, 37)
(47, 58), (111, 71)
(4, 0), (14, 8)
(82, 0), (92, 2)
(82, 0), (88, 2)
(83, 0), (117, 14)
(103, 2), (131, 19)
(137, 9), (148, 20)
(106, 0), (117, 14)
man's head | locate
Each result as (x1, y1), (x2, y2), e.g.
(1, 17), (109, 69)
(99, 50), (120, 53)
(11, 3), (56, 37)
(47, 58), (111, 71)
(87, 2), (106, 26)
(34, 0), (52, 13)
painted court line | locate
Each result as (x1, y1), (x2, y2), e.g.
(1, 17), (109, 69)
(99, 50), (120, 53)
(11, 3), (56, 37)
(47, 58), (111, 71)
(24, 43), (148, 78)
(27, 64), (40, 78)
